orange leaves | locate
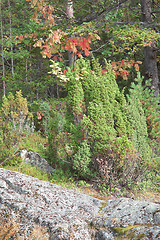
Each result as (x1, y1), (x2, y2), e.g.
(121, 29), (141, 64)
(33, 29), (63, 58)
(37, 108), (44, 120)
(25, 0), (101, 60)
(24, 1), (101, 60)
(16, 30), (92, 59)
(28, 0), (55, 26)
(18, 35), (24, 42)
(41, 5), (55, 27)
(111, 60), (142, 80)
(15, 32), (38, 43)
(65, 39), (77, 54)
(64, 36), (91, 57)
(78, 37), (91, 56)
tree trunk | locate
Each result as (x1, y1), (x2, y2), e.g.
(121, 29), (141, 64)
(141, 0), (159, 97)
(144, 43), (159, 96)
(0, 1), (6, 96)
(66, 0), (76, 66)
(141, 0), (152, 22)
(8, 0), (14, 75)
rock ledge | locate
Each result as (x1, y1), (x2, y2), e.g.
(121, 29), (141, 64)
(0, 168), (160, 239)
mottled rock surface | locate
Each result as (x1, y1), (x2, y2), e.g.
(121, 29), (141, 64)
(0, 168), (160, 239)
(96, 197), (160, 239)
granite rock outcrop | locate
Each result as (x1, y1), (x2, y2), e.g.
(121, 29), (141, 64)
(0, 168), (159, 239)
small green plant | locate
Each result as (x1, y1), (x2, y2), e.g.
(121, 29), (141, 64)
(47, 111), (68, 167)
(36, 101), (51, 135)
(130, 73), (160, 148)
(1, 90), (33, 137)
(0, 91), (34, 164)
(4, 162), (50, 182)
(78, 180), (90, 188)
(98, 184), (109, 195)
(50, 168), (75, 188)
(73, 140), (92, 179)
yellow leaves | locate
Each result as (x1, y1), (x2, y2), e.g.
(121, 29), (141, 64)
(30, 0), (44, 10)
(136, 61), (142, 64)
(49, 60), (67, 82)
(134, 63), (139, 72)
(15, 91), (29, 117)
(33, 38), (43, 48)
(32, 0), (38, 6)
(112, 25), (160, 55)
(88, 32), (101, 41)
(34, 30), (64, 58)
(48, 30), (63, 44)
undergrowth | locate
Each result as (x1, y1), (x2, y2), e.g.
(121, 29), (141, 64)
(3, 162), (76, 189)
(2, 158), (159, 202)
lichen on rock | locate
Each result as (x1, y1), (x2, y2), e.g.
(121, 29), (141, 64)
(0, 168), (160, 239)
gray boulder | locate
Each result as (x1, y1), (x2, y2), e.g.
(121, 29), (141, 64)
(96, 197), (160, 239)
(0, 168), (160, 239)
(20, 150), (54, 175)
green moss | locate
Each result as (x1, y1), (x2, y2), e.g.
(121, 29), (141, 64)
(113, 224), (154, 240)
(113, 225), (141, 234)
(115, 238), (133, 240)
(98, 201), (108, 211)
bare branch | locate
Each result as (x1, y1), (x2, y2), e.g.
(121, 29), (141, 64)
(91, 42), (109, 53)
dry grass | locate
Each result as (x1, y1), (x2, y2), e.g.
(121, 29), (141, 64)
(29, 225), (49, 240)
(0, 218), (19, 240)
(133, 190), (160, 203)
(0, 216), (49, 240)
(79, 186), (113, 201)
